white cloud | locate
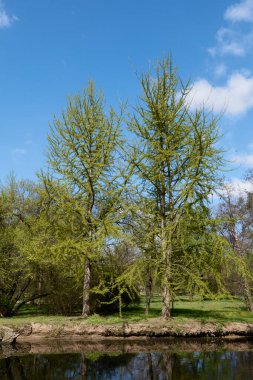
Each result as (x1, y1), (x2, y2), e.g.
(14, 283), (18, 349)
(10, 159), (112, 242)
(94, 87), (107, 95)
(208, 1), (253, 57)
(190, 73), (253, 116)
(233, 153), (253, 166)
(225, 0), (253, 23)
(213, 178), (253, 199)
(0, 2), (17, 29)
(208, 27), (253, 57)
(225, 177), (253, 197)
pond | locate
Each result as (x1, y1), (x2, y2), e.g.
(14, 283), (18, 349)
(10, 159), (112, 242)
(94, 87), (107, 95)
(1, 338), (253, 379)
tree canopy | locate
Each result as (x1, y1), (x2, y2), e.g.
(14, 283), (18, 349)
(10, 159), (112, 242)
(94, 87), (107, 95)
(1, 57), (251, 319)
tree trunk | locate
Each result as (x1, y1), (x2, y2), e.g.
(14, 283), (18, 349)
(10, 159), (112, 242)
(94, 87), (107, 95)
(82, 259), (91, 317)
(37, 269), (42, 306)
(161, 225), (172, 318)
(230, 224), (253, 312)
(242, 277), (253, 312)
(145, 272), (152, 315)
(162, 271), (171, 319)
(162, 240), (172, 319)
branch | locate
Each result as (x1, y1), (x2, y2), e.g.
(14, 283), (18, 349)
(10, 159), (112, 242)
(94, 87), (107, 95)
(13, 293), (50, 313)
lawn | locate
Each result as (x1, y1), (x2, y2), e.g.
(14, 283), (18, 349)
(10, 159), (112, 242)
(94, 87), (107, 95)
(0, 296), (252, 327)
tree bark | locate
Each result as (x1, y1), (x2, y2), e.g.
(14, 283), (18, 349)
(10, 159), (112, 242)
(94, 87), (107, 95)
(242, 277), (253, 312)
(161, 217), (172, 318)
(82, 259), (91, 317)
(145, 273), (152, 316)
(162, 271), (171, 319)
(162, 235), (172, 319)
(230, 220), (253, 312)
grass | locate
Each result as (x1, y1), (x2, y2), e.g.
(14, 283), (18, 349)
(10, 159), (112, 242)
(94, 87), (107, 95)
(172, 298), (253, 324)
(0, 296), (253, 326)
(121, 296), (253, 324)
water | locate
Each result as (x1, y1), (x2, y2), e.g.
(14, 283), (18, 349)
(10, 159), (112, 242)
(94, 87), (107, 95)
(1, 339), (253, 379)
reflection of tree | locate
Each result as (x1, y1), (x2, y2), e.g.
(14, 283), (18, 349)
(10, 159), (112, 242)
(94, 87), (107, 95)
(0, 357), (28, 380)
(80, 353), (87, 380)
(118, 352), (174, 380)
(1, 350), (253, 379)
(172, 351), (253, 380)
(162, 353), (173, 380)
(0, 354), (84, 380)
(147, 353), (154, 380)
(87, 353), (135, 379)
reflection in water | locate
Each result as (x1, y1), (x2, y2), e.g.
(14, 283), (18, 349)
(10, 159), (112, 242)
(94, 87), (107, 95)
(1, 350), (253, 379)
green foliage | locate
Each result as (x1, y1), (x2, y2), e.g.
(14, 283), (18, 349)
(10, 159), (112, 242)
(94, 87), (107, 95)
(1, 57), (252, 321)
(46, 81), (131, 317)
(217, 181), (253, 310)
(90, 243), (141, 317)
(129, 57), (225, 318)
(0, 178), (51, 316)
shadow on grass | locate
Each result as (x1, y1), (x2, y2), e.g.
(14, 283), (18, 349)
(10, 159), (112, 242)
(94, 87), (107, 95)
(121, 296), (252, 323)
(172, 306), (250, 323)
(14, 296), (253, 324)
(122, 305), (161, 320)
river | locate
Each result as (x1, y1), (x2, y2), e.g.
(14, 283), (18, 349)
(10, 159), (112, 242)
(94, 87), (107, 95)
(1, 337), (253, 379)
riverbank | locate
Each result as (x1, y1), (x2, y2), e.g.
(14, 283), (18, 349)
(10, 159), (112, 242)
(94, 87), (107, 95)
(1, 336), (253, 360)
(1, 318), (253, 344)
(1, 298), (253, 343)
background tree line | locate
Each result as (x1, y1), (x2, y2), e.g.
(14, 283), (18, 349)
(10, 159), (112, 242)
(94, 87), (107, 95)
(0, 58), (252, 319)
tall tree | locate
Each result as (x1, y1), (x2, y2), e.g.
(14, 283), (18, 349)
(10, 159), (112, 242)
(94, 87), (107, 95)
(47, 82), (126, 317)
(129, 58), (223, 318)
(0, 178), (52, 317)
(218, 180), (253, 311)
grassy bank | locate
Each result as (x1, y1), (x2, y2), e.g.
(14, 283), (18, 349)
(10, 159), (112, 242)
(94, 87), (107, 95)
(0, 296), (252, 327)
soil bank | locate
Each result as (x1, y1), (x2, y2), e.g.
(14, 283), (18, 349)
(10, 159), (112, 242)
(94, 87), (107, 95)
(2, 318), (253, 342)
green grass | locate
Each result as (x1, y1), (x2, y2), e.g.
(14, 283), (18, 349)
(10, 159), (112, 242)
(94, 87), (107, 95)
(172, 298), (253, 324)
(0, 296), (253, 326)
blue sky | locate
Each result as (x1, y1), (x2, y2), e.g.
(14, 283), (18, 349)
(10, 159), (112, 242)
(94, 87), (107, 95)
(1, 0), (253, 193)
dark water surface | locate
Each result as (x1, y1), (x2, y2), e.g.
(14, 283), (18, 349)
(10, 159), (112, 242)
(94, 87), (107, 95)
(1, 339), (253, 379)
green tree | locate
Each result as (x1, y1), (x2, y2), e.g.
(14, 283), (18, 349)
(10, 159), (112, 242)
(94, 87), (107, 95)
(0, 178), (51, 317)
(47, 82), (128, 317)
(127, 196), (159, 315)
(171, 204), (233, 300)
(129, 58), (223, 318)
(218, 179), (253, 311)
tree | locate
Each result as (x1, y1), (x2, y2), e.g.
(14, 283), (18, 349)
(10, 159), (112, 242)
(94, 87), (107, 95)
(91, 241), (140, 316)
(0, 178), (51, 317)
(129, 58), (223, 318)
(126, 196), (160, 315)
(217, 179), (253, 311)
(47, 82), (127, 317)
